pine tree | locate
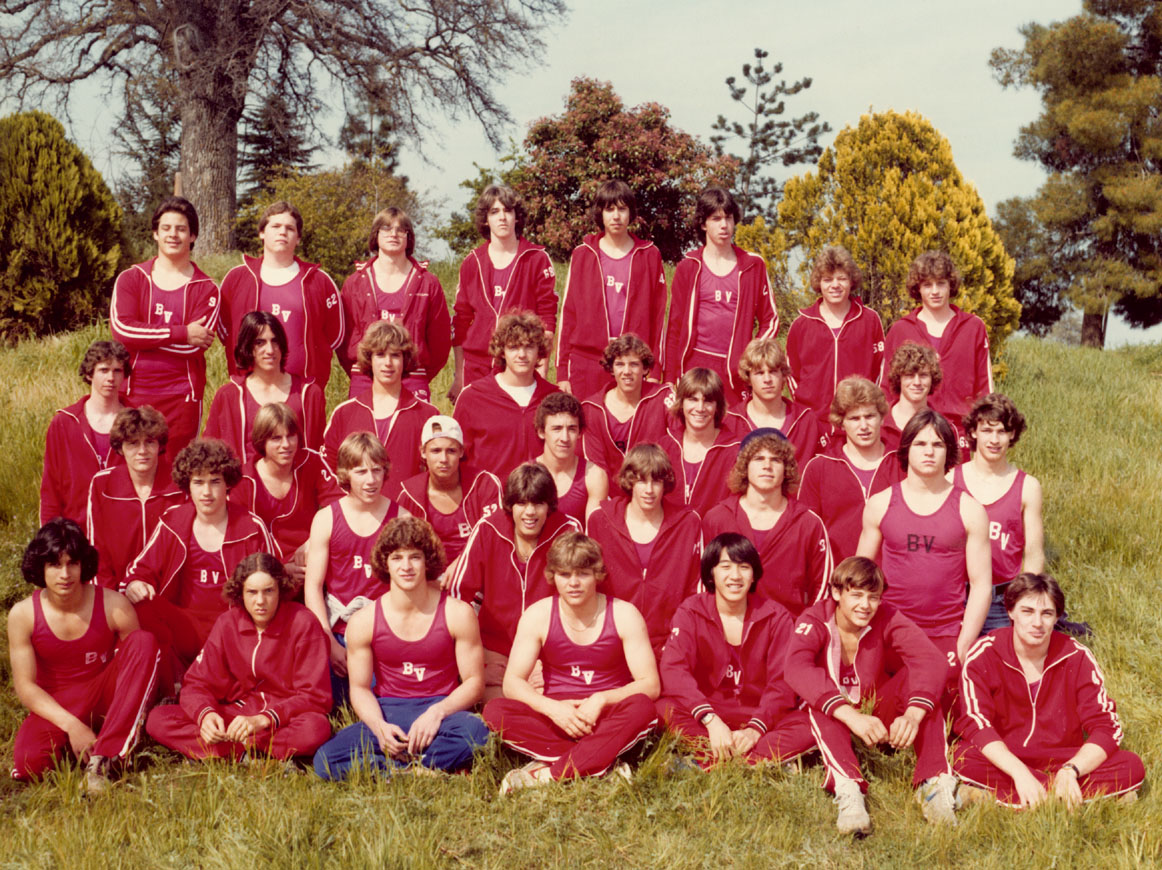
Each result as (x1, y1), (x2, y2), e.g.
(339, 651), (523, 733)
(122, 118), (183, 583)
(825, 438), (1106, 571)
(991, 1), (1162, 347)
(238, 92), (320, 199)
(0, 111), (123, 341)
(775, 110), (1021, 347)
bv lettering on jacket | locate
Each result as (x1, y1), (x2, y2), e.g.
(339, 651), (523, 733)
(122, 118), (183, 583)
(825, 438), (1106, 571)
(570, 665), (595, 685)
(725, 664), (742, 686)
(906, 533), (936, 553)
(493, 284), (504, 297)
(402, 662), (427, 681)
(989, 522), (1011, 549)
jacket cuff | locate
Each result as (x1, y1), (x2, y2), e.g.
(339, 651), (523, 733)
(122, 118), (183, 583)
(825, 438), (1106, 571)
(690, 703), (715, 723)
(746, 717), (768, 735)
(820, 694), (850, 718)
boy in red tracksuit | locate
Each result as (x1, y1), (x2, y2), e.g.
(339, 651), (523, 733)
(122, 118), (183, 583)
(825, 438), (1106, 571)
(658, 533), (814, 767)
(110, 196), (220, 455)
(588, 444), (702, 657)
(218, 201), (343, 391)
(147, 553), (332, 760)
(786, 556), (958, 834)
(883, 251), (992, 432)
(87, 406), (185, 590)
(41, 340), (132, 526)
(123, 439), (276, 691)
(445, 463), (581, 700)
(339, 207), (452, 400)
(9, 520), (159, 794)
(556, 181), (666, 399)
(449, 185), (557, 400)
(453, 310), (560, 482)
(954, 573), (1144, 807)
(322, 319), (437, 498)
(660, 187), (777, 405)
(785, 246), (885, 432)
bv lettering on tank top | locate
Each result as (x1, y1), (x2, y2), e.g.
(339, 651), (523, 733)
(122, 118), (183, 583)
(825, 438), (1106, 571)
(261, 272), (307, 375)
(491, 261), (515, 300)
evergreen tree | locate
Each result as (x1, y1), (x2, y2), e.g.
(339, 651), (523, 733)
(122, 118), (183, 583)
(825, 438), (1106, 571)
(0, 111), (123, 341)
(775, 110), (1021, 347)
(991, 1), (1162, 347)
(338, 109), (403, 174)
(238, 92), (320, 198)
(710, 47), (830, 223)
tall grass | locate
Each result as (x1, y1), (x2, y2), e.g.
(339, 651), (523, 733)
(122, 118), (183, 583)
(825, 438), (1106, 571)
(1, 291), (1160, 865)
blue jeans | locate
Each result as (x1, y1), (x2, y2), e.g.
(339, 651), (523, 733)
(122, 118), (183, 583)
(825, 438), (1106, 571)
(313, 695), (489, 779)
(981, 585), (1011, 634)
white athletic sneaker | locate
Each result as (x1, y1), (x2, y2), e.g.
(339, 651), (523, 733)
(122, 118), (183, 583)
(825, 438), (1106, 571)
(609, 762), (633, 783)
(83, 755), (111, 797)
(917, 773), (959, 826)
(834, 779), (871, 835)
(499, 761), (550, 796)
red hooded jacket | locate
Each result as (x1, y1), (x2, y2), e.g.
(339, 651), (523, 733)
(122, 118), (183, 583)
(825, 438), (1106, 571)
(956, 628), (1124, 760)
(587, 497), (703, 655)
(230, 449), (343, 559)
(660, 592), (799, 734)
(395, 466), (503, 553)
(452, 373), (560, 482)
(87, 459), (185, 589)
(701, 495), (832, 617)
(179, 601), (332, 731)
(786, 298), (885, 425)
(659, 419), (742, 519)
(446, 509), (580, 655)
(451, 239), (558, 380)
(556, 233), (666, 379)
(322, 388), (437, 498)
(785, 597), (944, 720)
(218, 254), (343, 390)
(797, 449), (901, 561)
(110, 258), (221, 402)
(660, 245), (777, 395)
(203, 374), (325, 464)
(883, 305), (992, 428)
(40, 396), (126, 525)
(338, 257), (452, 386)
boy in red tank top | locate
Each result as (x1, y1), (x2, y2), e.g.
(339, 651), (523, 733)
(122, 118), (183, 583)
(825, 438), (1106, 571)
(313, 518), (488, 778)
(954, 394), (1044, 633)
(483, 532), (659, 794)
(9, 519), (159, 793)
(858, 409), (991, 707)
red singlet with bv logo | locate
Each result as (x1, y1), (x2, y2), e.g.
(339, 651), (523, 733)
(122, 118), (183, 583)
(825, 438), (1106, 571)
(540, 596), (632, 700)
(372, 592), (459, 698)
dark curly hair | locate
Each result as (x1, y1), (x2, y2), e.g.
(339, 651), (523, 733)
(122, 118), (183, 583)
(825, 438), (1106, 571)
(727, 433), (798, 496)
(371, 516), (447, 583)
(888, 341), (943, 395)
(21, 518), (99, 587)
(79, 340), (131, 384)
(963, 393), (1027, 450)
(224, 552), (294, 607)
(600, 334), (654, 374)
(906, 251), (961, 301)
(172, 439), (243, 492)
(488, 310), (551, 369)
(110, 406), (168, 455)
(809, 245), (863, 296)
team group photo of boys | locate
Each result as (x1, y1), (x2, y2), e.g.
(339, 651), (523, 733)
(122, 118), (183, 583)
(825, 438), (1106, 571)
(1, 0), (1160, 866)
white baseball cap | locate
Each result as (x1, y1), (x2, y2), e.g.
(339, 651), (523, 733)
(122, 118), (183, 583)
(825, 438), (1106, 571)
(421, 415), (464, 447)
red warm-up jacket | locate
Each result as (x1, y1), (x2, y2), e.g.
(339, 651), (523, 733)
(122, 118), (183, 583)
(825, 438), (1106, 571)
(40, 396), (126, 526)
(452, 374), (560, 482)
(230, 449), (342, 559)
(203, 374), (325, 464)
(797, 448), (901, 561)
(580, 383), (674, 476)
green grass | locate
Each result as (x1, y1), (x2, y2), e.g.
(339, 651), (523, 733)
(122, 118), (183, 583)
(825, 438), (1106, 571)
(2, 288), (1161, 866)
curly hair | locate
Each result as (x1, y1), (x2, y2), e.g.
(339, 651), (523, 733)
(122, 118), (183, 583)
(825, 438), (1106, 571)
(897, 408), (959, 473)
(172, 439), (243, 492)
(110, 406), (168, 455)
(535, 391), (584, 433)
(963, 393), (1027, 450)
(371, 516), (447, 583)
(727, 433), (798, 496)
(601, 334), (655, 374)
(488, 310), (551, 368)
(692, 187), (741, 244)
(368, 206), (416, 257)
(79, 340), (131, 384)
(906, 251), (961, 301)
(738, 336), (790, 384)
(250, 402), (300, 459)
(589, 179), (637, 231)
(503, 462), (557, 515)
(21, 518), (99, 587)
(616, 444), (676, 496)
(474, 184), (526, 240)
(544, 531), (605, 582)
(234, 310), (289, 372)
(357, 319), (415, 376)
(335, 431), (389, 490)
(829, 377), (889, 430)
(888, 341), (944, 395)
(671, 367), (726, 428)
(809, 245), (863, 296)
(223, 552), (294, 607)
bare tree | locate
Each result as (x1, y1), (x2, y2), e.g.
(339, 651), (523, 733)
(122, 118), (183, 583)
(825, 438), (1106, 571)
(0, 0), (566, 252)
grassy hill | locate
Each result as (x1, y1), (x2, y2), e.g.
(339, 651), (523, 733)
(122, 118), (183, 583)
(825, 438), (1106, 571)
(1, 303), (1160, 867)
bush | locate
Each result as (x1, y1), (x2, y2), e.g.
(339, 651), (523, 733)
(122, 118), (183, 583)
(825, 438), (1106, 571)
(0, 111), (123, 343)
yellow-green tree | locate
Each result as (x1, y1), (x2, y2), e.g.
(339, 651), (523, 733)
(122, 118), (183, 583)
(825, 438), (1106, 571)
(772, 110), (1021, 348)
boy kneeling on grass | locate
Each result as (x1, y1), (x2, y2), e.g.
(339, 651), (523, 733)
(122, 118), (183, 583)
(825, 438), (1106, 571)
(483, 532), (659, 794)
(785, 556), (958, 836)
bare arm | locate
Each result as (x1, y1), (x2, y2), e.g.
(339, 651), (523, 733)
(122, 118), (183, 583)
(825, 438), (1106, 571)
(584, 462), (609, 525)
(104, 589), (141, 640)
(855, 490), (889, 561)
(958, 494), (993, 661)
(303, 505), (347, 674)
(1020, 474), (1045, 575)
(406, 599), (485, 752)
(346, 605), (407, 756)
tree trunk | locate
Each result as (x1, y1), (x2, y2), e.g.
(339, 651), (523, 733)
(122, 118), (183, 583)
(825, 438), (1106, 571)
(179, 97), (241, 254)
(1080, 309), (1106, 348)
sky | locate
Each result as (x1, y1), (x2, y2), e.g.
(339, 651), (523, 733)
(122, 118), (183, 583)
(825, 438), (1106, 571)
(58, 0), (1158, 345)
